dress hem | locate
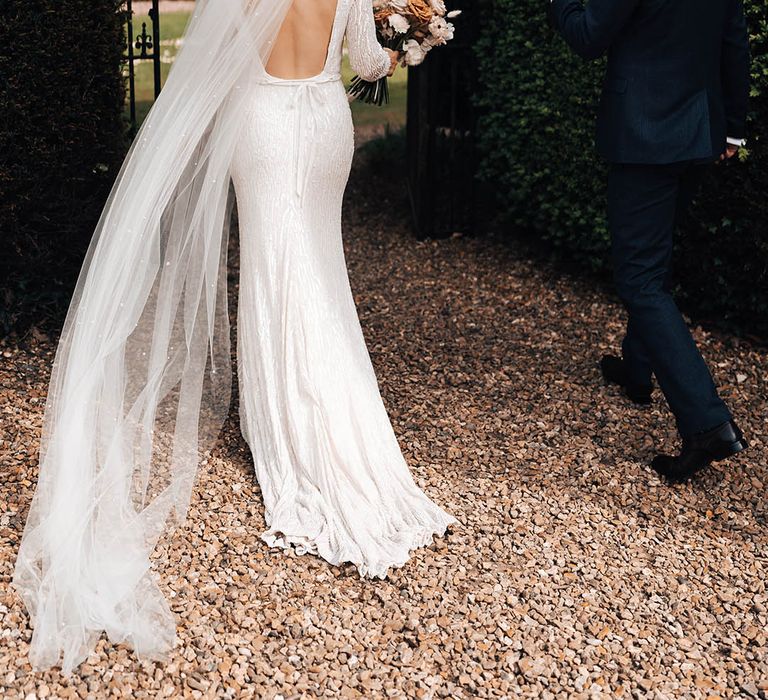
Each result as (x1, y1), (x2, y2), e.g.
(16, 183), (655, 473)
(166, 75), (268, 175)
(260, 512), (458, 579)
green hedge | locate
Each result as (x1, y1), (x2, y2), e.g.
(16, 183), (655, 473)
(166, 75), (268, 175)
(0, 0), (128, 333)
(474, 0), (768, 336)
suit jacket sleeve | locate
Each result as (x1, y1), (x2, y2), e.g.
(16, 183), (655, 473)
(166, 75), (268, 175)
(721, 0), (750, 139)
(549, 0), (641, 60)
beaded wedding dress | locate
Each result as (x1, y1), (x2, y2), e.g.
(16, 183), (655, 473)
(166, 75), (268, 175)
(12, 0), (454, 674)
(232, 0), (454, 576)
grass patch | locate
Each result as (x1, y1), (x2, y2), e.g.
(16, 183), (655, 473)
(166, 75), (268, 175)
(344, 61), (408, 130)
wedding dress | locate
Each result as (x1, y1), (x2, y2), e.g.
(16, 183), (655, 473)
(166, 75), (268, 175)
(12, 0), (454, 674)
(232, 0), (455, 577)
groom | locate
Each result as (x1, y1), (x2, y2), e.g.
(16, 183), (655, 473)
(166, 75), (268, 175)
(548, 0), (751, 482)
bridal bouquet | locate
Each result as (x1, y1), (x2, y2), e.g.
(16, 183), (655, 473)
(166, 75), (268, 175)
(349, 0), (461, 106)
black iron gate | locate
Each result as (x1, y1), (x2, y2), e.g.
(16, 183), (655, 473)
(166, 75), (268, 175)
(406, 0), (478, 240)
(126, 0), (162, 133)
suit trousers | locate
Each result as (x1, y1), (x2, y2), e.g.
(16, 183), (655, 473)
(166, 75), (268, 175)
(607, 161), (732, 437)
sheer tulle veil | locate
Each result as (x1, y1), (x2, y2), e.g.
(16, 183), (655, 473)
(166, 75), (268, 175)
(12, 0), (292, 673)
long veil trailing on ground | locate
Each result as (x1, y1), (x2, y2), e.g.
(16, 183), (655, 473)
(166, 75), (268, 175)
(12, 0), (292, 674)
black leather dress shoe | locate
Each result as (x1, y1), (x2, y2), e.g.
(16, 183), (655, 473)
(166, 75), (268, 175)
(652, 420), (748, 483)
(600, 355), (653, 405)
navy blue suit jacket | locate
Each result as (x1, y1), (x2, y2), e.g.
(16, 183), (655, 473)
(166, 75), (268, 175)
(549, 0), (750, 164)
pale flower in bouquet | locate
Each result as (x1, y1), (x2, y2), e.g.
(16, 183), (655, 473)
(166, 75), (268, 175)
(349, 0), (462, 105)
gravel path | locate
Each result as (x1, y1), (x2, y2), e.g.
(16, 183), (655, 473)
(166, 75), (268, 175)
(1, 150), (767, 698)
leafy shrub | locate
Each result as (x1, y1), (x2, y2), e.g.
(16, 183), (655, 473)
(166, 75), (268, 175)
(474, 0), (768, 336)
(0, 0), (128, 334)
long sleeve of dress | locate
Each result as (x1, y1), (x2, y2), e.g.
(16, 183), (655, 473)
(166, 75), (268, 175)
(346, 0), (390, 81)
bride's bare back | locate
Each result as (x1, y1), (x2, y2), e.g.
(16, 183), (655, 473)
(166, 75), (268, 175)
(266, 0), (339, 79)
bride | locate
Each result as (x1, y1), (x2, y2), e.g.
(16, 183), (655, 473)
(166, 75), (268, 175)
(13, 0), (455, 673)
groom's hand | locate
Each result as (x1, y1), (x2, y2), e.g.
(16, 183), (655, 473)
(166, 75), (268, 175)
(719, 143), (740, 162)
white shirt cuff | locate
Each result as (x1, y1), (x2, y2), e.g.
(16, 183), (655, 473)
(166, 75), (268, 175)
(727, 137), (746, 147)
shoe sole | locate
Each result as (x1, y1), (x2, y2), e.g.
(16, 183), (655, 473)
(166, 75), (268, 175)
(711, 438), (749, 463)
